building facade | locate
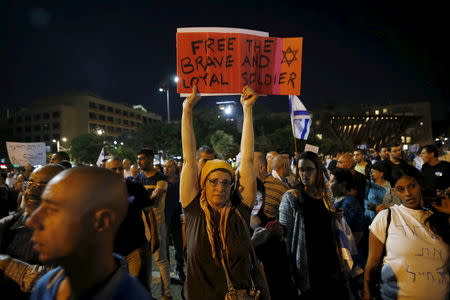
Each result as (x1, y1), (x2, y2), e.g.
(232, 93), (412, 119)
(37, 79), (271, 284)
(7, 92), (162, 146)
(313, 101), (433, 148)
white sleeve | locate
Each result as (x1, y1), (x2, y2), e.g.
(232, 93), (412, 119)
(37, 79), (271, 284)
(369, 209), (389, 244)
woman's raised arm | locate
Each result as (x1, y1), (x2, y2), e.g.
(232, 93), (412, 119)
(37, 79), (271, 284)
(180, 86), (201, 208)
(238, 86), (258, 208)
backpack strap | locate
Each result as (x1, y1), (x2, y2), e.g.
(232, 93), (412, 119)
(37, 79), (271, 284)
(381, 208), (392, 259)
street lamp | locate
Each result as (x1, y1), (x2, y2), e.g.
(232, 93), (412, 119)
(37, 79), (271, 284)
(52, 137), (68, 151)
(158, 75), (179, 123)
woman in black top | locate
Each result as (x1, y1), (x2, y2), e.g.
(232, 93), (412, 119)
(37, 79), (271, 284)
(279, 151), (348, 299)
(180, 86), (259, 300)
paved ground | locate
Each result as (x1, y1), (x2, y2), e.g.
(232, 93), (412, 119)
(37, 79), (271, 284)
(150, 245), (184, 300)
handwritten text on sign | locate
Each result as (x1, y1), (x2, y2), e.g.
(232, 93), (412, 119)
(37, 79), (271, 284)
(6, 142), (46, 166)
(176, 28), (303, 96)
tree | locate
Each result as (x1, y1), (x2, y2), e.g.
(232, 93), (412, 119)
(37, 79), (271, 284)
(69, 133), (104, 164)
(210, 130), (238, 159)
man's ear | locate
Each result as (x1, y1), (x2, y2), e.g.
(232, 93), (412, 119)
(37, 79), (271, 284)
(94, 209), (116, 232)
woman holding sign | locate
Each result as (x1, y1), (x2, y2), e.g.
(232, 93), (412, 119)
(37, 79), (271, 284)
(180, 86), (266, 299)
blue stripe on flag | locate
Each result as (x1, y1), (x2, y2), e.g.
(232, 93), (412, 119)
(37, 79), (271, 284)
(300, 118), (310, 139)
(293, 110), (309, 116)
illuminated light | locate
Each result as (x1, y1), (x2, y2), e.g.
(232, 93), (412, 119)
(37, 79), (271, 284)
(419, 122), (424, 126)
(62, 137), (67, 142)
(375, 110), (380, 115)
(403, 144), (408, 150)
(174, 76), (179, 83)
(224, 106), (233, 115)
(158, 88), (164, 92)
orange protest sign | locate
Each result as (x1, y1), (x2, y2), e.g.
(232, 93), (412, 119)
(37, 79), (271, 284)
(176, 28), (303, 96)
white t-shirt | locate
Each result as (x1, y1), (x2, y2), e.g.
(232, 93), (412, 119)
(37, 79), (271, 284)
(369, 205), (449, 300)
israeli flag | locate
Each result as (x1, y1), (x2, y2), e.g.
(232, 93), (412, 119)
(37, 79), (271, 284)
(288, 95), (311, 140)
(96, 147), (106, 166)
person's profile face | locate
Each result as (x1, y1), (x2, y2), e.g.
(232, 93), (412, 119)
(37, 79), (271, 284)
(371, 169), (383, 181)
(137, 154), (153, 171)
(420, 149), (433, 164)
(197, 152), (214, 171)
(50, 154), (60, 164)
(353, 151), (363, 163)
(26, 182), (87, 265)
(106, 160), (124, 175)
(380, 148), (390, 159)
(390, 146), (402, 160)
(329, 175), (346, 197)
(337, 156), (352, 169)
(164, 162), (177, 176)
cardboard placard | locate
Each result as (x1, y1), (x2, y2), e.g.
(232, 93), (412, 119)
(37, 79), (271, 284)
(177, 27), (302, 96)
(304, 143), (319, 154)
(6, 142), (47, 166)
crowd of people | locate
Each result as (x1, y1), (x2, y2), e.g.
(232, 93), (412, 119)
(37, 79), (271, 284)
(0, 86), (449, 300)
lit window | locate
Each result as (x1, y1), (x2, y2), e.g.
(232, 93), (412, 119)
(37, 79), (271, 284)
(382, 108), (388, 113)
(375, 110), (380, 115)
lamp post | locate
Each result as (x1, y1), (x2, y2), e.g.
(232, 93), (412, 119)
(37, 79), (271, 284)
(159, 76), (179, 123)
(52, 137), (68, 152)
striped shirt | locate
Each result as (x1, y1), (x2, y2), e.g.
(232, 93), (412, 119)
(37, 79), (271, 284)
(263, 174), (289, 220)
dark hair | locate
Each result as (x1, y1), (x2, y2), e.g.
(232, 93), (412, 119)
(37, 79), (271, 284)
(391, 164), (423, 187)
(58, 160), (72, 169)
(392, 166), (449, 245)
(389, 142), (401, 151)
(54, 151), (70, 161)
(354, 149), (364, 155)
(331, 168), (355, 191)
(196, 145), (215, 160)
(421, 144), (439, 158)
(378, 145), (389, 152)
(138, 148), (155, 158)
(371, 162), (386, 174)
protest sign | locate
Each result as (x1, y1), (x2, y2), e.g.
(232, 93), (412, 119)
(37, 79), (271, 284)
(6, 142), (46, 166)
(304, 143), (319, 154)
(176, 27), (303, 96)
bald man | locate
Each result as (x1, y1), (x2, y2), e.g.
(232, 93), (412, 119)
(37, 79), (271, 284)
(266, 151), (279, 174)
(262, 155), (290, 223)
(122, 159), (132, 178)
(106, 158), (157, 294)
(49, 151), (70, 165)
(0, 164), (64, 299)
(26, 167), (150, 299)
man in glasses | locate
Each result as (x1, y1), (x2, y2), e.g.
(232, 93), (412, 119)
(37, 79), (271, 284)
(0, 164), (64, 300)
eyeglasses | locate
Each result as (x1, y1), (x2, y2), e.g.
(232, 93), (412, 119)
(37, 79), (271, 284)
(207, 178), (232, 187)
(299, 167), (316, 173)
(22, 181), (47, 191)
(111, 167), (124, 171)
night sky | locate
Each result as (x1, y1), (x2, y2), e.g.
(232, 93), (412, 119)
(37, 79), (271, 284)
(3, 1), (449, 121)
